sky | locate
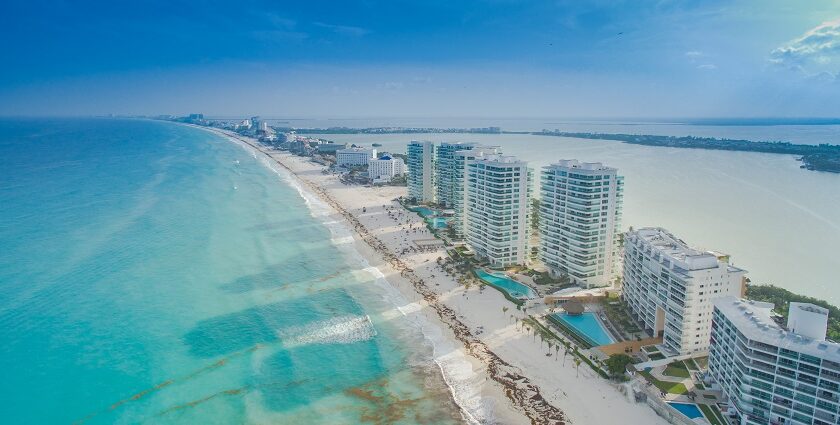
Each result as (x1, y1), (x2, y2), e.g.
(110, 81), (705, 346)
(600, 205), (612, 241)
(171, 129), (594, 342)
(1, 0), (839, 118)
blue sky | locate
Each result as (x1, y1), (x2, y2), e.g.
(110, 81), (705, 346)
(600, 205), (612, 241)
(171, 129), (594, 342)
(1, 0), (839, 118)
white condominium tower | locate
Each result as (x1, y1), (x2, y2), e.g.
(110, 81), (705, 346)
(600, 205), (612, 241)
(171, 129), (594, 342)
(464, 154), (530, 266)
(452, 146), (500, 238)
(407, 141), (435, 203)
(623, 227), (747, 355)
(709, 297), (840, 425)
(435, 142), (476, 208)
(539, 160), (624, 288)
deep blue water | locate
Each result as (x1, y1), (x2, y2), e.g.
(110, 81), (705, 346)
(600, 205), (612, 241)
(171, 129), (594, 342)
(0, 119), (462, 424)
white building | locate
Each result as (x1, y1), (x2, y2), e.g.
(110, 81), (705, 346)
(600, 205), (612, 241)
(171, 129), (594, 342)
(368, 155), (405, 183)
(622, 227), (746, 355)
(452, 146), (500, 238)
(407, 141), (435, 203)
(539, 160), (624, 288)
(336, 147), (376, 167)
(435, 142), (476, 208)
(464, 154), (530, 267)
(709, 297), (840, 425)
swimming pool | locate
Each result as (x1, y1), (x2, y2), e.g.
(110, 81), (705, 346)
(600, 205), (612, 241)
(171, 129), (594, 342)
(474, 269), (537, 300)
(428, 217), (448, 229)
(667, 402), (704, 419)
(410, 206), (436, 217)
(551, 312), (615, 346)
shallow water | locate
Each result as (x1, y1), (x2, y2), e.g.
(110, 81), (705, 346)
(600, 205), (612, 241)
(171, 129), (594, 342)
(0, 119), (470, 424)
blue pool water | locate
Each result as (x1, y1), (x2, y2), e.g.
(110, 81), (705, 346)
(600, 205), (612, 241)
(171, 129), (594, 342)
(0, 119), (464, 424)
(429, 217), (448, 229)
(668, 402), (704, 419)
(552, 312), (615, 346)
(410, 206), (436, 217)
(474, 269), (537, 300)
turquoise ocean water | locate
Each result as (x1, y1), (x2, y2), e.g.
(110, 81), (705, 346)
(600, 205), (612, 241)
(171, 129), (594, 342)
(0, 119), (468, 424)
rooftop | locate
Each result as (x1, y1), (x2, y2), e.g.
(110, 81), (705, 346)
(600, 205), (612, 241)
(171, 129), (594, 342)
(714, 296), (840, 362)
(546, 159), (617, 173)
(629, 227), (744, 272)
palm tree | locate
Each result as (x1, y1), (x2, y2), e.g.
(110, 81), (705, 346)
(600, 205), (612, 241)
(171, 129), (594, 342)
(574, 358), (582, 378)
(562, 344), (570, 366)
(502, 306), (509, 317)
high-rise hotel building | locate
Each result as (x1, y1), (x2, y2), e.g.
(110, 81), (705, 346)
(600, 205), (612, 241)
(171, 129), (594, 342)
(622, 227), (747, 355)
(435, 142), (476, 208)
(538, 160), (624, 288)
(451, 146), (500, 238)
(464, 154), (531, 266)
(407, 141), (435, 203)
(709, 297), (840, 425)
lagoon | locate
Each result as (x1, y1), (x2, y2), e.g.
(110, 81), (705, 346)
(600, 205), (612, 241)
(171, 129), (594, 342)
(313, 129), (840, 304)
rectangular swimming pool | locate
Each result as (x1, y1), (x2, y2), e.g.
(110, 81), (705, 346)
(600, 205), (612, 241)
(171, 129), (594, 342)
(551, 312), (615, 346)
(474, 269), (537, 300)
(667, 402), (704, 419)
(409, 206), (436, 217)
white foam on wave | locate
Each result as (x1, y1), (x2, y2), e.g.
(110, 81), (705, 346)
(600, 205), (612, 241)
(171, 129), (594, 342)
(280, 315), (377, 348)
(223, 136), (492, 424)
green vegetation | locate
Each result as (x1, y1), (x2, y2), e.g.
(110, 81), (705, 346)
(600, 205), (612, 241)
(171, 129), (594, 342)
(526, 317), (609, 379)
(605, 354), (632, 378)
(639, 370), (689, 395)
(684, 358), (699, 371)
(746, 284), (840, 340)
(648, 352), (666, 360)
(694, 356), (708, 369)
(698, 404), (726, 425)
(663, 361), (691, 378)
(642, 345), (659, 353)
(602, 300), (641, 334)
(530, 198), (540, 231)
(535, 131), (840, 173)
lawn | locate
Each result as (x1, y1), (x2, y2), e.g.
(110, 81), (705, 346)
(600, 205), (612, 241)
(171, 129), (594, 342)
(642, 345), (659, 353)
(698, 404), (725, 425)
(639, 371), (689, 395)
(684, 358), (700, 370)
(648, 352), (666, 360)
(663, 361), (691, 378)
(694, 356), (709, 369)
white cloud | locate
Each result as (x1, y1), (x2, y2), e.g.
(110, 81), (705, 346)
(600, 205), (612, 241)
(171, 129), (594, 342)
(313, 22), (370, 37)
(697, 64), (717, 70)
(685, 51), (703, 58)
(770, 18), (840, 79)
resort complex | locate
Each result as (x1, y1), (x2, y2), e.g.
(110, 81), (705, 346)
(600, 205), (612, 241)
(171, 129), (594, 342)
(623, 227), (747, 355)
(335, 147), (376, 166)
(539, 160), (624, 288)
(194, 119), (840, 425)
(367, 155), (405, 184)
(463, 154), (531, 266)
(407, 140), (435, 203)
(708, 297), (840, 425)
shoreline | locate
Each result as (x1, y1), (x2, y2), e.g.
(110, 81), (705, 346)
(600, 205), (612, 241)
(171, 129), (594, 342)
(190, 123), (669, 425)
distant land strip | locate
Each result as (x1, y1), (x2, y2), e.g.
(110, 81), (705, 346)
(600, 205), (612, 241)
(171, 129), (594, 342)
(277, 126), (840, 173)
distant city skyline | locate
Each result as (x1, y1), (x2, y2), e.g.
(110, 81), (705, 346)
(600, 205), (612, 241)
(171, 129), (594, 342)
(1, 0), (839, 118)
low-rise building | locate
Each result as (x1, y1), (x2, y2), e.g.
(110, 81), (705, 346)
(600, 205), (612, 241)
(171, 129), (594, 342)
(317, 142), (348, 154)
(336, 147), (376, 167)
(709, 297), (840, 425)
(622, 227), (747, 355)
(368, 155), (405, 183)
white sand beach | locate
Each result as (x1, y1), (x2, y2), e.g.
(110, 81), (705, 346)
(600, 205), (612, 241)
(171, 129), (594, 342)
(201, 126), (669, 425)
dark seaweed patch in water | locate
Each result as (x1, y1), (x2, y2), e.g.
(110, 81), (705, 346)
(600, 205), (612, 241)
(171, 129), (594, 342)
(220, 258), (314, 293)
(252, 327), (387, 413)
(182, 287), (363, 357)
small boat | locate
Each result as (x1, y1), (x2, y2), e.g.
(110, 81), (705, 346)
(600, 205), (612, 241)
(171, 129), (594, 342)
(372, 143), (382, 147)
